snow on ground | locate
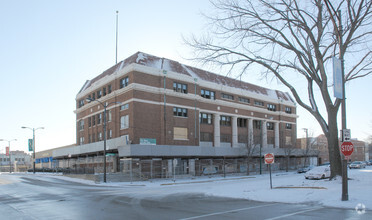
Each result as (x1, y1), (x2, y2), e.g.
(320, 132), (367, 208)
(21, 167), (372, 211)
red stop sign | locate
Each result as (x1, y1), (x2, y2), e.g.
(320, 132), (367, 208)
(264, 153), (275, 164)
(340, 142), (354, 157)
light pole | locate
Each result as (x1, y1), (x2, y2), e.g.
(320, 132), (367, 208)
(21, 126), (44, 174)
(302, 128), (309, 166)
(0, 139), (17, 173)
(86, 97), (121, 183)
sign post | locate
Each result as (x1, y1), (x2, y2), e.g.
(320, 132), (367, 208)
(340, 141), (354, 201)
(264, 153), (275, 189)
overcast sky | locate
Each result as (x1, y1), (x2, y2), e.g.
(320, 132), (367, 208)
(0, 0), (371, 153)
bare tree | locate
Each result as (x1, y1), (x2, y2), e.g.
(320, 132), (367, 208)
(186, 0), (372, 178)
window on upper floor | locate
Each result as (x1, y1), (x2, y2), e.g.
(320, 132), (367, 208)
(267, 104), (276, 112)
(120, 115), (129, 129)
(120, 103), (129, 111)
(108, 84), (112, 93)
(239, 97), (250, 104)
(78, 100), (84, 108)
(92, 115), (96, 126)
(254, 120), (261, 129)
(220, 116), (231, 126)
(221, 93), (234, 100)
(173, 82), (188, 94)
(254, 100), (264, 107)
(78, 120), (84, 131)
(285, 107), (292, 114)
(120, 76), (129, 89)
(201, 89), (215, 100)
(200, 113), (213, 124)
(173, 107), (188, 117)
(103, 87), (106, 96)
(97, 113), (102, 124)
(267, 122), (274, 130)
(92, 93), (96, 100)
(238, 118), (247, 127)
(286, 123), (292, 129)
(97, 90), (102, 99)
(88, 117), (91, 127)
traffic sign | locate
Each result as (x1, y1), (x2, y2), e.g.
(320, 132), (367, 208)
(342, 129), (351, 141)
(264, 153), (275, 164)
(340, 142), (354, 157)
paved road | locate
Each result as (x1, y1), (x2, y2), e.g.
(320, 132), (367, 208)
(0, 173), (370, 219)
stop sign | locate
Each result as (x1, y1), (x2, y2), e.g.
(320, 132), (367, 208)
(264, 153), (275, 164)
(340, 142), (354, 157)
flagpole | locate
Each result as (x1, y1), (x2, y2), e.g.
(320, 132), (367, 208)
(115, 10), (119, 64)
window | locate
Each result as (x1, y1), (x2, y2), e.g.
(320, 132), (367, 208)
(254, 100), (264, 106)
(78, 120), (84, 130)
(120, 103), (129, 110)
(237, 118), (247, 127)
(173, 127), (188, 140)
(109, 130), (112, 138)
(254, 120), (261, 129)
(200, 132), (213, 141)
(267, 122), (274, 130)
(92, 134), (95, 142)
(200, 113), (213, 124)
(285, 136), (292, 145)
(79, 137), (84, 145)
(107, 110), (112, 122)
(103, 87), (106, 96)
(220, 116), (231, 126)
(285, 107), (292, 114)
(120, 115), (129, 129)
(97, 90), (102, 99)
(92, 115), (96, 126)
(88, 117), (91, 127)
(78, 100), (84, 108)
(201, 89), (215, 100)
(173, 107), (188, 117)
(108, 85), (112, 94)
(238, 135), (248, 143)
(220, 134), (231, 143)
(92, 93), (96, 100)
(98, 132), (102, 141)
(286, 123), (292, 129)
(267, 104), (276, 111)
(221, 93), (234, 100)
(120, 77), (129, 89)
(239, 97), (250, 104)
(173, 82), (188, 94)
(97, 113), (102, 124)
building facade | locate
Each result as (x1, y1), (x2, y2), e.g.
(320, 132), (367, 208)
(51, 52), (300, 178)
(0, 150), (32, 172)
(75, 52), (297, 149)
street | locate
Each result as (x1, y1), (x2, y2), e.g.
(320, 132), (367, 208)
(0, 173), (370, 219)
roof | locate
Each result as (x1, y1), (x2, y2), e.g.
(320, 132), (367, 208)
(78, 52), (295, 103)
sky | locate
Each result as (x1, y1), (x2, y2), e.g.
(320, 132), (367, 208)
(0, 0), (371, 153)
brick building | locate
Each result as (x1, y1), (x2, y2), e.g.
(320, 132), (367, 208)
(52, 52), (300, 178)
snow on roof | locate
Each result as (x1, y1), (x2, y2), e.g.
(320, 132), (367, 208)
(78, 51), (295, 103)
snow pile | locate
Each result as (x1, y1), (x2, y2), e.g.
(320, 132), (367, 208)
(48, 167), (372, 210)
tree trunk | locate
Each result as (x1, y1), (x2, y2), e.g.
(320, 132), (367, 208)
(326, 111), (342, 178)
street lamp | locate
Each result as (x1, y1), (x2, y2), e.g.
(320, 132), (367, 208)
(21, 126), (44, 174)
(0, 139), (17, 173)
(86, 97), (121, 183)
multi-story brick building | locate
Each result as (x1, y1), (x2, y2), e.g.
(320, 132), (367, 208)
(52, 52), (299, 178)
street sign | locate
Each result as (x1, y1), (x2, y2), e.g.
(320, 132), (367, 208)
(340, 142), (354, 157)
(342, 129), (351, 142)
(28, 139), (33, 151)
(264, 153), (275, 164)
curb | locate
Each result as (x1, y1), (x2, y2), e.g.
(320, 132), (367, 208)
(161, 176), (256, 186)
(273, 186), (327, 189)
